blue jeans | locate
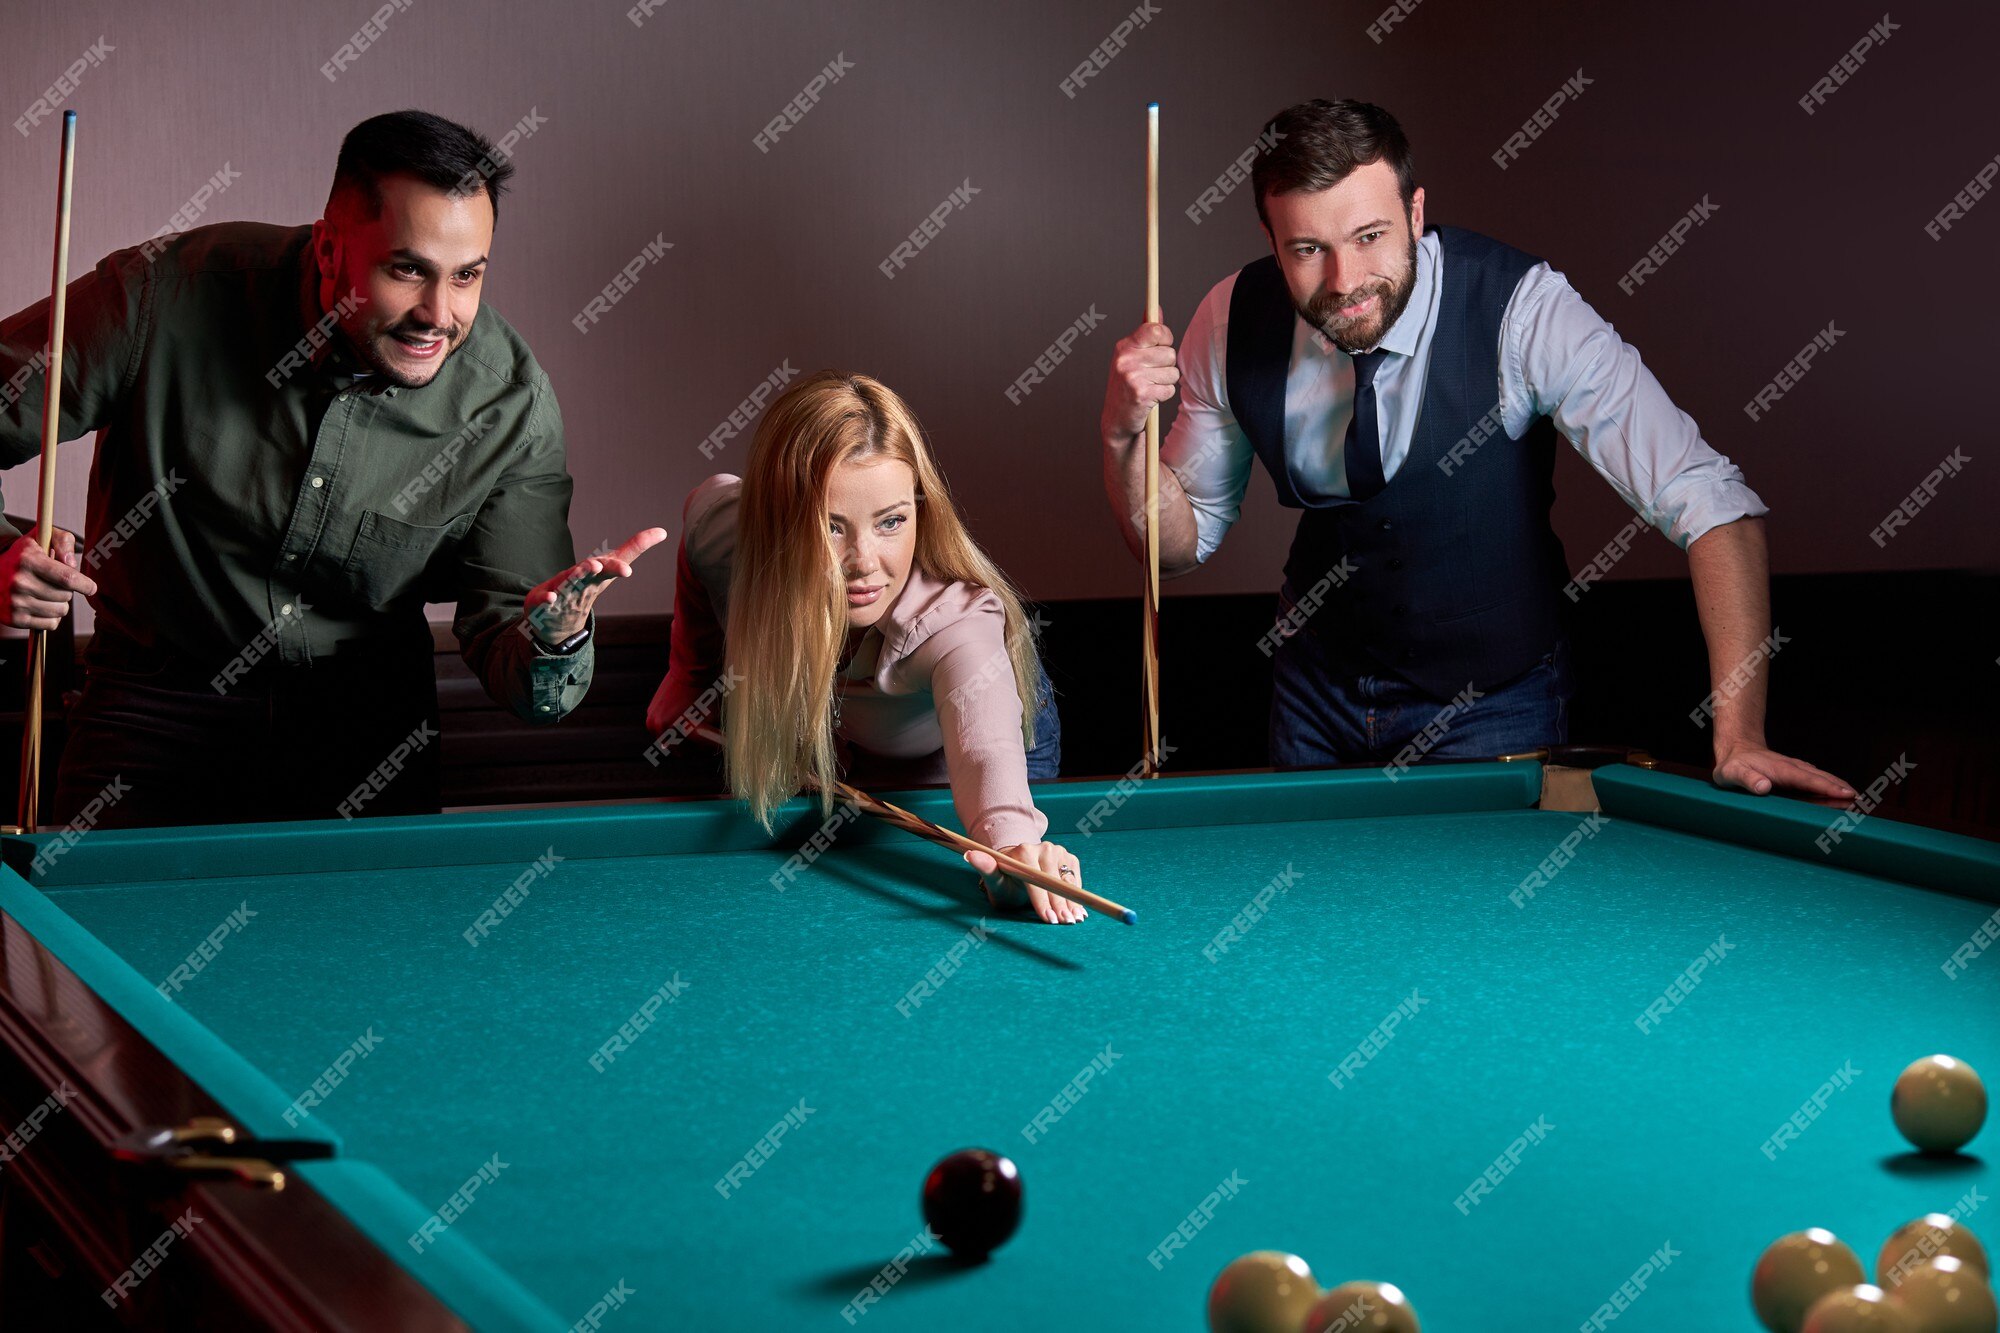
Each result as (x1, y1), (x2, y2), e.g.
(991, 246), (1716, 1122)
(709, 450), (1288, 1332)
(845, 658), (1061, 785)
(1023, 659), (1062, 779)
(1269, 620), (1570, 768)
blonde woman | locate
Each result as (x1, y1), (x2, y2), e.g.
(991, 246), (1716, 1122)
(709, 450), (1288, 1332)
(646, 372), (1081, 922)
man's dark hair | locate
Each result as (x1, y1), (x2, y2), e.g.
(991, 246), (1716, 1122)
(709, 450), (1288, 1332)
(1251, 100), (1416, 232)
(328, 109), (513, 221)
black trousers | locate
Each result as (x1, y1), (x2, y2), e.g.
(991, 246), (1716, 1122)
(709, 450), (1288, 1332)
(49, 634), (442, 830)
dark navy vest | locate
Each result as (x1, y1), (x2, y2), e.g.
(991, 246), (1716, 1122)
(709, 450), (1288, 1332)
(1224, 225), (1570, 700)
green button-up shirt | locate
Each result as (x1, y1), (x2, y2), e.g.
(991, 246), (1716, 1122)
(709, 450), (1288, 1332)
(0, 221), (591, 720)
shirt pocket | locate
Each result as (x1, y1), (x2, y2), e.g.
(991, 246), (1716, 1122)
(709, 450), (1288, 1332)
(342, 509), (476, 610)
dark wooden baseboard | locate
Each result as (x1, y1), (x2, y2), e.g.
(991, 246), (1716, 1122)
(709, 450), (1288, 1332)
(9, 572), (1989, 835)
(423, 571), (1999, 836)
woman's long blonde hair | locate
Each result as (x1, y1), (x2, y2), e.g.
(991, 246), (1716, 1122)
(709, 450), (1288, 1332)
(725, 371), (1043, 829)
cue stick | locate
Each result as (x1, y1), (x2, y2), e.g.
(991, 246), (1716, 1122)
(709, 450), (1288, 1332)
(692, 725), (1137, 924)
(12, 111), (78, 835)
(1140, 102), (1162, 779)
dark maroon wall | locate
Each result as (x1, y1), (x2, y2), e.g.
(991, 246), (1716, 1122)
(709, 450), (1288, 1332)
(2, 0), (1992, 634)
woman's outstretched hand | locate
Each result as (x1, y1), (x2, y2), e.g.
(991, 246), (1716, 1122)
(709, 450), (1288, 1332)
(965, 840), (1088, 924)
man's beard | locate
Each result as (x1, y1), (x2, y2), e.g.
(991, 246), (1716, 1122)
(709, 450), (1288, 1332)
(1300, 225), (1419, 354)
(351, 316), (466, 388)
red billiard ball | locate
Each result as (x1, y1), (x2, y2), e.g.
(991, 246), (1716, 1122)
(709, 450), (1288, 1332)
(921, 1149), (1022, 1259)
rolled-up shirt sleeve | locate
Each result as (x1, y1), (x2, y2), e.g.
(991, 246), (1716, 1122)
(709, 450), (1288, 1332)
(1502, 264), (1769, 549)
(1163, 276), (1258, 565)
(454, 380), (595, 722)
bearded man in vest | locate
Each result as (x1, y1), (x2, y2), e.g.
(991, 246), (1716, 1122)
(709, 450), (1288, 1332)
(1099, 99), (1852, 800)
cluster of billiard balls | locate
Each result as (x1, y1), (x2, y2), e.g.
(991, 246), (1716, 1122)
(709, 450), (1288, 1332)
(1750, 1054), (1993, 1333)
(1207, 1252), (1419, 1333)
(1752, 1223), (1991, 1333)
(923, 1055), (1986, 1330)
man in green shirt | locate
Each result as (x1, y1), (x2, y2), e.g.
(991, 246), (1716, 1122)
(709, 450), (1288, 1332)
(0, 109), (662, 828)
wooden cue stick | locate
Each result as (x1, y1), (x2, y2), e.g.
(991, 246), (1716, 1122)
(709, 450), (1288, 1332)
(1140, 102), (1162, 779)
(828, 778), (1136, 924)
(691, 725), (1137, 924)
(13, 111), (78, 835)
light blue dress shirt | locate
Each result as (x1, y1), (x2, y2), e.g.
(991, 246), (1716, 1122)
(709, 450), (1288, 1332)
(1165, 230), (1769, 564)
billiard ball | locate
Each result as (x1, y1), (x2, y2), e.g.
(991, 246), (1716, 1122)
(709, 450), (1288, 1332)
(1877, 1214), (1989, 1289)
(1799, 1285), (1912, 1333)
(1303, 1280), (1422, 1332)
(1884, 1256), (1998, 1333)
(920, 1149), (1021, 1258)
(1754, 1230), (1867, 1333)
(1206, 1251), (1318, 1333)
(1891, 1055), (1988, 1154)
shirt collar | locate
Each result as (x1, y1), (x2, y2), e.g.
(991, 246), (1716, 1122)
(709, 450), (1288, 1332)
(1369, 227), (1439, 359)
(294, 242), (395, 395)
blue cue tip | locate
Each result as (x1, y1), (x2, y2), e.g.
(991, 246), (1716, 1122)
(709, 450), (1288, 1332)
(1121, 908), (1138, 925)
(1147, 101), (1158, 111)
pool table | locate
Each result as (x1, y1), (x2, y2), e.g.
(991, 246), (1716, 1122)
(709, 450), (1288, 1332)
(0, 752), (1995, 1331)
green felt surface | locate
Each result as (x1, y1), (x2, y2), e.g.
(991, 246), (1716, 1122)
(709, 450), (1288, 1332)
(22, 767), (2000, 1331)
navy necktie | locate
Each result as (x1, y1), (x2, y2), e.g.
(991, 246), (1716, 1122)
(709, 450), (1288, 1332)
(1344, 348), (1390, 501)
